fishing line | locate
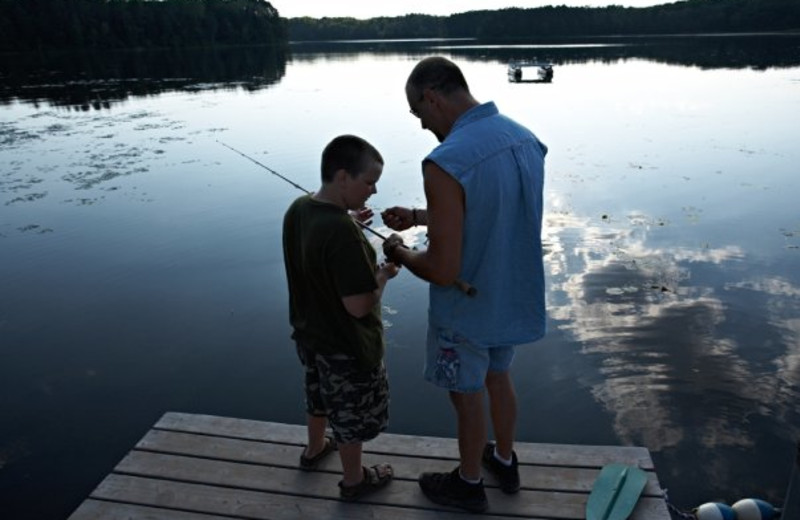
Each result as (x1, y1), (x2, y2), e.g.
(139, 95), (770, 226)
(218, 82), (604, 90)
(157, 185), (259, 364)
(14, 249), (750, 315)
(218, 140), (477, 297)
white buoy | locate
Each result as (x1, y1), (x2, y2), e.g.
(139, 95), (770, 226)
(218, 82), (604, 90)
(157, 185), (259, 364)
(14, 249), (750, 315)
(732, 498), (781, 520)
(694, 502), (737, 520)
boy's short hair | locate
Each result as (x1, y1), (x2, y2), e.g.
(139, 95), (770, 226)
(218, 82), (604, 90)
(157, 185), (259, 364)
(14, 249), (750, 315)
(321, 135), (383, 183)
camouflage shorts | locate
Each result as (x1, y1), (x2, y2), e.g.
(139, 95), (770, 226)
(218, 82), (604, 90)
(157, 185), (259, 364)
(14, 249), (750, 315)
(296, 342), (389, 444)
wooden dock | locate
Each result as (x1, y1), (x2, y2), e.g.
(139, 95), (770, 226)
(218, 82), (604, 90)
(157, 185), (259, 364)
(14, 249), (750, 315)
(68, 412), (671, 519)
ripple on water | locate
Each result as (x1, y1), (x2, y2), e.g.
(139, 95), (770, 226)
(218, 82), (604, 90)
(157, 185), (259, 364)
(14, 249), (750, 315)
(0, 123), (41, 148)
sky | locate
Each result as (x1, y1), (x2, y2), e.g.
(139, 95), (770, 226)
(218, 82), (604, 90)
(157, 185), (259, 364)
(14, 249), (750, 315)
(273, 0), (672, 19)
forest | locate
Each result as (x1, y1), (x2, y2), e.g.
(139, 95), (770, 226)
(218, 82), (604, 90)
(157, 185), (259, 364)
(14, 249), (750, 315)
(0, 0), (286, 51)
(1, 0), (798, 52)
(288, 0), (800, 41)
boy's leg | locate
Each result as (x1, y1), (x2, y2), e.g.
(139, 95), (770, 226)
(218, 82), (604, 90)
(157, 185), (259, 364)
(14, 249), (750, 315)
(304, 414), (329, 458)
(297, 342), (332, 460)
(318, 354), (389, 486)
(338, 442), (364, 486)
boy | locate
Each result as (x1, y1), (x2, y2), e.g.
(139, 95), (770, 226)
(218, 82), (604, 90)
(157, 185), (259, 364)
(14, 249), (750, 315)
(282, 134), (399, 500)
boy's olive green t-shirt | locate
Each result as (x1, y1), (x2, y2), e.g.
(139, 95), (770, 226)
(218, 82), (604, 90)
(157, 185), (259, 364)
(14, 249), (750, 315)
(282, 195), (383, 370)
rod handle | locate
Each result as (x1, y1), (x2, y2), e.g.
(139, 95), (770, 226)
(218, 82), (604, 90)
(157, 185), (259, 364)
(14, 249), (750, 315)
(385, 236), (477, 297)
(454, 279), (477, 297)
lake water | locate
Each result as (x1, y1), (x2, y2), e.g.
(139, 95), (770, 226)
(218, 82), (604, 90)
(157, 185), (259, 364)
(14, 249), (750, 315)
(1, 35), (799, 518)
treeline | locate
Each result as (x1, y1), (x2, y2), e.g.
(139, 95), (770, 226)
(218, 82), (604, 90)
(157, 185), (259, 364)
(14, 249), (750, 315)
(0, 0), (287, 51)
(288, 0), (800, 41)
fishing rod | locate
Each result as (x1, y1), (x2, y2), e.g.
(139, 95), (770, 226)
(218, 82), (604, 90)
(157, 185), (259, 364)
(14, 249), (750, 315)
(219, 140), (382, 239)
(218, 140), (477, 297)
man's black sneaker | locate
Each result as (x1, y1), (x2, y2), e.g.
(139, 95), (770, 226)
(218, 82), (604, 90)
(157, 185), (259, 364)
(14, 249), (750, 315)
(481, 442), (520, 494)
(418, 467), (488, 513)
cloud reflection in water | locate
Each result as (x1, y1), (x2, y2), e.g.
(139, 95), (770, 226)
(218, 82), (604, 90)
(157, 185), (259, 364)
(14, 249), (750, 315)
(543, 208), (800, 454)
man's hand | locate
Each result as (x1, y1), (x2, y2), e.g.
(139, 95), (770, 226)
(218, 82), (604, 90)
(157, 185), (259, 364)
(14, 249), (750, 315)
(382, 233), (406, 265)
(381, 206), (414, 231)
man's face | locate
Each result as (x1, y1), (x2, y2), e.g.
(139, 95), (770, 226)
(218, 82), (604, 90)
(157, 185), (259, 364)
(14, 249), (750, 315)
(407, 84), (445, 143)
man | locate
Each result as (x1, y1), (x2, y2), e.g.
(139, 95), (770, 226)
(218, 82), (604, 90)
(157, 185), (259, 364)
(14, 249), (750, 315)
(283, 134), (399, 501)
(381, 57), (547, 513)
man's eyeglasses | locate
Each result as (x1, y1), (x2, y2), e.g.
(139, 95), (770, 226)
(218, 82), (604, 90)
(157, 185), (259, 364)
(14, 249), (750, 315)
(409, 86), (436, 118)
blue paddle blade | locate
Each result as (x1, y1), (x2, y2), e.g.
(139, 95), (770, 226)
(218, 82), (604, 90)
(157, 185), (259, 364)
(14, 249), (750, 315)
(586, 463), (648, 520)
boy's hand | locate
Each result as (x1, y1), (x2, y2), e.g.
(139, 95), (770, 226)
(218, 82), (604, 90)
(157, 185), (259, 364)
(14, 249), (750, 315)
(378, 261), (401, 279)
(351, 207), (374, 226)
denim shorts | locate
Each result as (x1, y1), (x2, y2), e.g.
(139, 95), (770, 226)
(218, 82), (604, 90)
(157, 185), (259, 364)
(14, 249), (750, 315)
(424, 326), (516, 393)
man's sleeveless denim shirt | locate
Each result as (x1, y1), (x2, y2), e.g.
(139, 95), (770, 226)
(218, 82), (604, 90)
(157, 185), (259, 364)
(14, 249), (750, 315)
(426, 102), (547, 347)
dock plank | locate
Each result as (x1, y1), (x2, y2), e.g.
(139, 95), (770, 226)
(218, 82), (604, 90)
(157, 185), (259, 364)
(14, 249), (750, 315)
(85, 474), (518, 520)
(155, 412), (655, 469)
(70, 500), (232, 520)
(136, 429), (665, 496)
(69, 412), (671, 520)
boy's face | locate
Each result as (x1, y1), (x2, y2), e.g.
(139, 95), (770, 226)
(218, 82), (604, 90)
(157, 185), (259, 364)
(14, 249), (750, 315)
(343, 159), (382, 210)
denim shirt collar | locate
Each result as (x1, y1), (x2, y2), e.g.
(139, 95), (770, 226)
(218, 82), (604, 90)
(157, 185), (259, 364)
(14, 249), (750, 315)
(450, 101), (499, 134)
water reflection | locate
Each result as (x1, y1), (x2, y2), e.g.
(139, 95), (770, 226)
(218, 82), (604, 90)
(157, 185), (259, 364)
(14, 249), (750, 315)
(544, 208), (800, 492)
(1, 35), (798, 110)
(293, 34), (800, 69)
(0, 45), (287, 110)
(492, 33), (800, 69)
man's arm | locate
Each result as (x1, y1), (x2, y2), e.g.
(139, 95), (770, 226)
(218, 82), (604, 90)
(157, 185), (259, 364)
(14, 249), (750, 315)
(386, 162), (463, 286)
(381, 206), (428, 229)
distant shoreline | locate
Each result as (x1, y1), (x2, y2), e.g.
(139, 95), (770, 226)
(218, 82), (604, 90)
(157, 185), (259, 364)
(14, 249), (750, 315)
(287, 1), (800, 42)
(287, 30), (800, 45)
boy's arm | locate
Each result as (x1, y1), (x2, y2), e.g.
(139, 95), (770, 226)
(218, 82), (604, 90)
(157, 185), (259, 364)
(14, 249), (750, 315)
(341, 263), (400, 318)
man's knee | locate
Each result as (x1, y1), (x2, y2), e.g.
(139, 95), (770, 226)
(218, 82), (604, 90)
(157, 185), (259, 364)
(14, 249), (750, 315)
(449, 388), (484, 411)
(486, 369), (511, 389)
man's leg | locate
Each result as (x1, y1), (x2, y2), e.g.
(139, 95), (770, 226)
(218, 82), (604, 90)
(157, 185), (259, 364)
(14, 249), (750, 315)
(485, 370), (517, 459)
(482, 368), (521, 494)
(449, 389), (487, 480)
(418, 329), (489, 513)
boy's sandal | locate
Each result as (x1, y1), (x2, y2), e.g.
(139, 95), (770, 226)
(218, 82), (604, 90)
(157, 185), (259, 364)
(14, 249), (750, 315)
(338, 463), (394, 501)
(299, 435), (337, 471)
